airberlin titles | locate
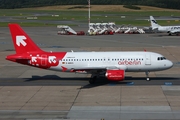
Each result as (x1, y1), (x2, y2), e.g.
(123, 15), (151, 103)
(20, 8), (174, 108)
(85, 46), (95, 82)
(118, 60), (141, 65)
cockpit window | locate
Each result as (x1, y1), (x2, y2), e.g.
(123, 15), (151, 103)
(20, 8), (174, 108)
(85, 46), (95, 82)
(163, 57), (166, 60)
(157, 57), (166, 61)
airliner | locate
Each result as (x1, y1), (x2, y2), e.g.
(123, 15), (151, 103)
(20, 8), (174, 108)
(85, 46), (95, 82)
(150, 16), (180, 35)
(6, 24), (173, 84)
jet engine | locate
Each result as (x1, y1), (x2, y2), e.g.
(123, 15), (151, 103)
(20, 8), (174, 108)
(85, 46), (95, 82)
(105, 70), (125, 81)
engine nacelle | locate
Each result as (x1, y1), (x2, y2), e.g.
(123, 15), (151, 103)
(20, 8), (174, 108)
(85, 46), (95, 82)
(105, 70), (125, 81)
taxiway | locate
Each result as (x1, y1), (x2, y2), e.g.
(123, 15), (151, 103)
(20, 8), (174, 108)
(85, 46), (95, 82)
(0, 26), (180, 119)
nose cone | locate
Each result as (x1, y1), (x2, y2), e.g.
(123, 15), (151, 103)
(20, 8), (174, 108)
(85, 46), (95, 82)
(166, 60), (173, 69)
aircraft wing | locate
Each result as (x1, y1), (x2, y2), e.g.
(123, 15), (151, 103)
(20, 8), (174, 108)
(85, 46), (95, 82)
(71, 66), (127, 73)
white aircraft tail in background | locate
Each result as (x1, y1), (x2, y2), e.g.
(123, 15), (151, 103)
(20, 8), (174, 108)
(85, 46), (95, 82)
(150, 16), (161, 30)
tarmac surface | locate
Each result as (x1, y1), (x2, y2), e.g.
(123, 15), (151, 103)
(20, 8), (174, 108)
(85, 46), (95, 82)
(0, 26), (180, 120)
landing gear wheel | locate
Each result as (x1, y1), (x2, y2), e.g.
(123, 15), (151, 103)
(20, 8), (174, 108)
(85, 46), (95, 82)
(145, 71), (150, 81)
(89, 76), (97, 84)
(89, 79), (95, 84)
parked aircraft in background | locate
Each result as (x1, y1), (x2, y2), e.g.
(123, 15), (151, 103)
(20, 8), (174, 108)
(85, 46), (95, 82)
(6, 24), (173, 84)
(150, 16), (180, 35)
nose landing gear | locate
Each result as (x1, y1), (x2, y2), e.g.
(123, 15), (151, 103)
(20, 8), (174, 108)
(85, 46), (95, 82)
(145, 71), (150, 81)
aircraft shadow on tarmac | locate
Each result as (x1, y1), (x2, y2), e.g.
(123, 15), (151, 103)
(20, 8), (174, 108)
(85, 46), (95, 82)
(125, 76), (179, 80)
(81, 77), (180, 89)
(25, 75), (179, 81)
(150, 34), (180, 37)
(25, 75), (90, 81)
(23, 75), (180, 88)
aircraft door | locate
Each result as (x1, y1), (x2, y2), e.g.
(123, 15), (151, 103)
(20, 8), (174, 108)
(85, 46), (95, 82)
(145, 54), (151, 65)
(41, 55), (47, 66)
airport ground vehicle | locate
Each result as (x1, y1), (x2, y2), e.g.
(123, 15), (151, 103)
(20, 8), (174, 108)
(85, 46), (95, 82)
(57, 25), (85, 35)
(88, 23), (145, 35)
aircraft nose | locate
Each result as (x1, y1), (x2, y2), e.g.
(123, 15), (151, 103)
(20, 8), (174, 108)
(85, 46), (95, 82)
(167, 60), (173, 68)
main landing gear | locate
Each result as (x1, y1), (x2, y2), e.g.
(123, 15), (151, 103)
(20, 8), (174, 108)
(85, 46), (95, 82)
(145, 71), (150, 81)
(89, 75), (97, 84)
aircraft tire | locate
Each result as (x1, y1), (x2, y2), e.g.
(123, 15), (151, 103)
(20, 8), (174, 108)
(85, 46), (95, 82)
(146, 78), (150, 81)
(89, 76), (97, 84)
(89, 79), (95, 84)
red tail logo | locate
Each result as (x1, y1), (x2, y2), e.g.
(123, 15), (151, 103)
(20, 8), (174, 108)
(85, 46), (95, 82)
(16, 36), (27, 46)
(9, 24), (43, 54)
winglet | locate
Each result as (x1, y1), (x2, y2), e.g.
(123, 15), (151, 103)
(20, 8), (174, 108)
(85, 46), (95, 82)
(8, 23), (43, 54)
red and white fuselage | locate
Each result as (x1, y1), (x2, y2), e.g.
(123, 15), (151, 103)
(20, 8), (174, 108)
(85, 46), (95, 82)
(6, 24), (173, 83)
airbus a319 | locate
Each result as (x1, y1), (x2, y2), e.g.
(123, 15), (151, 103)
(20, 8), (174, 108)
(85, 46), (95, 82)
(6, 24), (173, 84)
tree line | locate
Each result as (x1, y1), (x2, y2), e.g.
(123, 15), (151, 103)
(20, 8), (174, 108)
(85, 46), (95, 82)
(0, 0), (180, 10)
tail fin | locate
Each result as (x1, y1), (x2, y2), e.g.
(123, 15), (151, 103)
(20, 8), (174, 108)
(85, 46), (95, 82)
(9, 23), (43, 54)
(150, 16), (161, 30)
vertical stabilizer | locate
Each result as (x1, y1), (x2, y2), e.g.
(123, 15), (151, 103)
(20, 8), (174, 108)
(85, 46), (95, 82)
(150, 16), (161, 29)
(9, 23), (43, 54)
